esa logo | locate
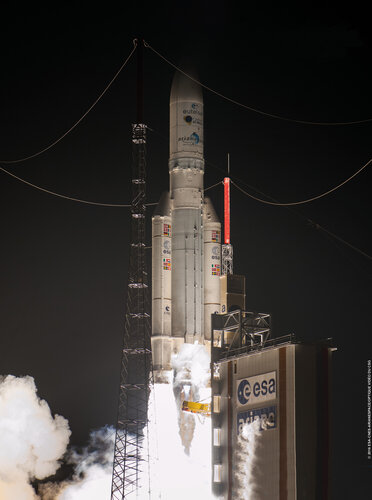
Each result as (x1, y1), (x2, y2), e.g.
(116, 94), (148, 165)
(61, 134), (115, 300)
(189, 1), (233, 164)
(237, 371), (276, 406)
(211, 246), (220, 260)
(163, 240), (171, 255)
(237, 380), (251, 405)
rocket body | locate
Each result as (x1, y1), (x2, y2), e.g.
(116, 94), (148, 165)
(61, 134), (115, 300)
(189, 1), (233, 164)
(152, 71), (221, 382)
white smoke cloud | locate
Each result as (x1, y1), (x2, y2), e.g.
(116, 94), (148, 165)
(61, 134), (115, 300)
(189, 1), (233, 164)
(147, 383), (212, 500)
(40, 426), (115, 500)
(0, 375), (71, 500)
(0, 352), (215, 500)
(172, 342), (211, 389)
(171, 343), (211, 454)
(140, 344), (213, 499)
(234, 419), (261, 499)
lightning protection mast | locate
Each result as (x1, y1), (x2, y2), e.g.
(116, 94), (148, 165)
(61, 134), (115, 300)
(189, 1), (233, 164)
(111, 38), (152, 500)
(222, 154), (233, 275)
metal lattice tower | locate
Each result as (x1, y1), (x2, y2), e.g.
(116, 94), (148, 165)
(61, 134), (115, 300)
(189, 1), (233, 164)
(221, 243), (233, 275)
(111, 39), (152, 500)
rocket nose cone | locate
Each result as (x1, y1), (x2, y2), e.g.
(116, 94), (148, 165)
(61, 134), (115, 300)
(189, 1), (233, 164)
(204, 197), (220, 223)
(153, 191), (171, 217)
(170, 67), (203, 104)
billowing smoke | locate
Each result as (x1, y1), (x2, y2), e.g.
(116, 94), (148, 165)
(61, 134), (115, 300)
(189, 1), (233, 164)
(172, 343), (211, 453)
(172, 343), (211, 389)
(0, 346), (214, 500)
(0, 375), (71, 500)
(145, 343), (212, 499)
(0, 375), (115, 500)
(233, 419), (261, 499)
(40, 426), (115, 499)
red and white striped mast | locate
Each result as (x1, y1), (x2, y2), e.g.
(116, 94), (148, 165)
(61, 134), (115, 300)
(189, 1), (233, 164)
(222, 153), (233, 275)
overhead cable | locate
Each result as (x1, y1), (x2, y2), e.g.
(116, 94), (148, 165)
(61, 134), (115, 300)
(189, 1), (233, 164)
(307, 220), (372, 261)
(0, 166), (221, 207)
(0, 166), (132, 206)
(145, 129), (370, 260)
(205, 180), (223, 192)
(144, 41), (372, 126)
(231, 158), (371, 206)
(228, 167), (371, 260)
(0, 41), (138, 164)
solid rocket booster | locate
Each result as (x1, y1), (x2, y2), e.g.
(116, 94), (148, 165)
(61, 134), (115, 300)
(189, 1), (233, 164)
(152, 70), (221, 382)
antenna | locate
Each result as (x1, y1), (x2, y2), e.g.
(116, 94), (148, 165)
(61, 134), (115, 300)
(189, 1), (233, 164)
(222, 154), (233, 275)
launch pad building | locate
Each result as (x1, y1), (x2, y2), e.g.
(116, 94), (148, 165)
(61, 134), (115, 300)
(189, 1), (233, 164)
(211, 312), (333, 500)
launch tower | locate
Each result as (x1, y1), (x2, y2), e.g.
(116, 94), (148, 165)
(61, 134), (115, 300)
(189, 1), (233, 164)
(111, 40), (152, 499)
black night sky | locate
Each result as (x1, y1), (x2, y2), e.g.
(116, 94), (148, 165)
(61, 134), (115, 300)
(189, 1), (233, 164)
(1, 2), (371, 497)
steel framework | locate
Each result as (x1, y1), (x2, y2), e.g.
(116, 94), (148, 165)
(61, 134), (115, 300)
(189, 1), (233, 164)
(221, 243), (233, 275)
(111, 122), (151, 499)
(211, 309), (271, 355)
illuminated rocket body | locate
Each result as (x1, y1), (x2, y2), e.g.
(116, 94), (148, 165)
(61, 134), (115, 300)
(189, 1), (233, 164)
(152, 71), (221, 382)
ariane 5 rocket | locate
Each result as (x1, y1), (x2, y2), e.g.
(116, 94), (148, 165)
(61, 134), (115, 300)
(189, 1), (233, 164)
(152, 70), (221, 383)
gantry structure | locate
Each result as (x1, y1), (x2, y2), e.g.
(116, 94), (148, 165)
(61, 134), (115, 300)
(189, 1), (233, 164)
(111, 39), (152, 500)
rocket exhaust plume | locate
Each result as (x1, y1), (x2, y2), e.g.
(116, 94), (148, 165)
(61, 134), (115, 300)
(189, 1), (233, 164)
(172, 343), (211, 453)
(0, 375), (70, 500)
(147, 344), (213, 499)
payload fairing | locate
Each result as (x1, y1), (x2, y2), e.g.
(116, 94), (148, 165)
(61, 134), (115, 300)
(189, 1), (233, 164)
(152, 71), (221, 382)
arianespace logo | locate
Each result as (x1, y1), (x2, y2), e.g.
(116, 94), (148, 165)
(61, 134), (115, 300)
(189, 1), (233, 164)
(190, 132), (199, 144)
(237, 371), (276, 406)
(178, 132), (200, 145)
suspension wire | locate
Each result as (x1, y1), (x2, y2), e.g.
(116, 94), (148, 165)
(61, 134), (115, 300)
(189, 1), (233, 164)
(231, 158), (371, 206)
(144, 41), (372, 126)
(313, 224), (371, 277)
(145, 128), (370, 261)
(146, 126), (371, 205)
(307, 220), (372, 261)
(145, 126), (370, 205)
(0, 165), (226, 207)
(0, 41), (138, 164)
(145, 128), (372, 259)
(11, 108), (355, 260)
(205, 180), (223, 192)
(205, 157), (276, 200)
(146, 126), (371, 255)
(204, 158), (372, 261)
(0, 165), (131, 206)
